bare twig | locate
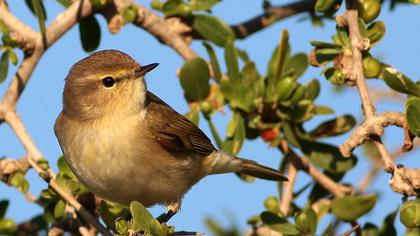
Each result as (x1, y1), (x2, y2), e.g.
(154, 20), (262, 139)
(339, 5), (395, 173)
(389, 164), (420, 196)
(339, 223), (361, 236)
(231, 0), (316, 39)
(279, 159), (297, 216)
(340, 112), (404, 157)
(278, 140), (352, 198)
(357, 140), (419, 193)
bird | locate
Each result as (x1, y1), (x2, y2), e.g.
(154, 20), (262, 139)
(54, 49), (288, 222)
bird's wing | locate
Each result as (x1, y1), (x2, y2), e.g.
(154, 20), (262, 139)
(145, 91), (216, 156)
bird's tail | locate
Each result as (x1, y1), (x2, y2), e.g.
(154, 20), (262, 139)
(207, 152), (288, 182)
(237, 158), (288, 181)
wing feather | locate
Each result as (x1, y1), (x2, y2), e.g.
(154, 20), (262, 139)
(145, 92), (216, 156)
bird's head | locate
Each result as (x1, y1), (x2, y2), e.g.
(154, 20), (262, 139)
(62, 50), (158, 120)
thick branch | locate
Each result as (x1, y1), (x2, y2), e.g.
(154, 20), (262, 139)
(0, 1), (37, 51)
(107, 0), (197, 60)
(232, 0), (316, 39)
(389, 164), (420, 196)
(345, 9), (374, 117)
(339, 112), (404, 158)
(340, 5), (396, 174)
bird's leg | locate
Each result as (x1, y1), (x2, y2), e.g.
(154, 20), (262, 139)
(157, 201), (181, 223)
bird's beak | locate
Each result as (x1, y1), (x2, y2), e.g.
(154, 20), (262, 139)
(135, 63), (159, 78)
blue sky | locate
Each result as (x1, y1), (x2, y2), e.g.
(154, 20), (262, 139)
(1, 0), (419, 235)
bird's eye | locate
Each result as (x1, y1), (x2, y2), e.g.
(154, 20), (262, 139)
(102, 76), (115, 88)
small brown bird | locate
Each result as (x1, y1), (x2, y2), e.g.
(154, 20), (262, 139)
(54, 50), (287, 221)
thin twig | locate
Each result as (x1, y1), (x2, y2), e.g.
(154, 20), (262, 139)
(279, 159), (297, 216)
(278, 140), (352, 198)
(231, 0), (316, 39)
(339, 223), (360, 236)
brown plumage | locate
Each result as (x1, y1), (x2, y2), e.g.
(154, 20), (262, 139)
(54, 50), (287, 222)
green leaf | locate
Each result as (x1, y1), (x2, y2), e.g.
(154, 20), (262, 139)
(383, 67), (420, 96)
(0, 218), (17, 234)
(79, 15), (101, 52)
(204, 116), (223, 148)
(315, 48), (342, 66)
(130, 201), (154, 230)
(336, 26), (351, 48)
(406, 106), (420, 135)
(25, 0), (47, 19)
(115, 217), (128, 234)
(162, 2), (191, 16)
(304, 79), (321, 100)
(89, 0), (111, 9)
(283, 53), (308, 80)
(362, 223), (380, 236)
(0, 200), (9, 219)
(54, 200), (66, 219)
(399, 198), (420, 229)
(264, 196), (280, 213)
(0, 21), (9, 34)
(193, 14), (235, 47)
(0, 53), (9, 83)
(180, 57), (210, 101)
(379, 209), (397, 236)
(220, 78), (255, 112)
(310, 40), (342, 48)
(99, 201), (130, 230)
(55, 0), (72, 7)
(226, 111), (240, 138)
(281, 121), (301, 148)
(203, 42), (222, 82)
(185, 108), (200, 125)
(189, 0), (220, 11)
(122, 5), (138, 24)
(6, 49), (18, 65)
(331, 194), (377, 221)
(303, 142), (357, 174)
(58, 156), (77, 180)
(286, 100), (316, 123)
(260, 211), (300, 235)
(324, 67), (344, 85)
(295, 208), (317, 235)
(130, 201), (164, 235)
(309, 114), (356, 138)
(315, 105), (335, 115)
(232, 114), (245, 155)
(8, 172), (24, 188)
(265, 76), (297, 103)
(31, 0), (47, 47)
(367, 21), (385, 48)
(224, 39), (240, 80)
(267, 30), (289, 81)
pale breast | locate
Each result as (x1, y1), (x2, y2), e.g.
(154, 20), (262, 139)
(54, 112), (206, 207)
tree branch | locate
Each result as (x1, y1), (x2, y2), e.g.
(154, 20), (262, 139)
(278, 140), (352, 198)
(231, 0), (316, 39)
(339, 4), (395, 173)
(0, 1), (37, 52)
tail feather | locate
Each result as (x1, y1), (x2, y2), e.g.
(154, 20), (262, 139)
(207, 152), (288, 181)
(238, 158), (288, 181)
